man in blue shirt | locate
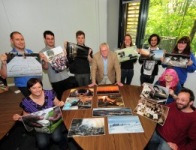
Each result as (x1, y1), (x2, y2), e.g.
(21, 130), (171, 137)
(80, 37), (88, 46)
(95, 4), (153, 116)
(0, 31), (41, 97)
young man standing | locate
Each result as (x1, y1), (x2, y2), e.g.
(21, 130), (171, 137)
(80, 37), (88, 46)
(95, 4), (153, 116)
(72, 30), (92, 87)
(40, 30), (76, 100)
(0, 31), (41, 97)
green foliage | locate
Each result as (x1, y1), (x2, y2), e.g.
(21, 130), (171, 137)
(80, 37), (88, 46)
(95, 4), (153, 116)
(145, 0), (196, 53)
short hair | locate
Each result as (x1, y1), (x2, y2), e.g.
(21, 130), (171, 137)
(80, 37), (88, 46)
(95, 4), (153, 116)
(76, 30), (85, 38)
(43, 30), (54, 39)
(10, 31), (22, 39)
(172, 36), (191, 55)
(121, 34), (133, 48)
(99, 42), (110, 50)
(158, 69), (179, 89)
(148, 34), (161, 45)
(27, 78), (43, 92)
(179, 88), (195, 102)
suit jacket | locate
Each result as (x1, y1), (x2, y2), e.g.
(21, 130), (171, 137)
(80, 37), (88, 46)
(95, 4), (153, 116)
(91, 51), (121, 84)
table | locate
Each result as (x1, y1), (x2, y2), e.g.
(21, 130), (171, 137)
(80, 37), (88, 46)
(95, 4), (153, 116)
(61, 85), (156, 150)
(0, 87), (23, 140)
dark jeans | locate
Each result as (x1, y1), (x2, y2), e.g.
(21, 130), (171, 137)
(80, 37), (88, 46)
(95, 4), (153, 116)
(146, 130), (172, 150)
(51, 76), (78, 100)
(0, 76), (7, 86)
(140, 74), (155, 85)
(18, 87), (30, 97)
(121, 69), (134, 85)
(36, 123), (67, 150)
(75, 73), (91, 87)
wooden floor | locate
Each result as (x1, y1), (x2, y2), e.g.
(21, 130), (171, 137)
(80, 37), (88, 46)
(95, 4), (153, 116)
(0, 86), (23, 140)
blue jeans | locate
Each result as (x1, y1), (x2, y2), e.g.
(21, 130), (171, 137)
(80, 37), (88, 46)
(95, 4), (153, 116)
(36, 123), (67, 150)
(75, 73), (90, 87)
(147, 130), (172, 150)
(121, 69), (134, 85)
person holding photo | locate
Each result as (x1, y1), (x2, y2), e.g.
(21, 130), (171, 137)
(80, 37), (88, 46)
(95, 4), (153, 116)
(146, 88), (196, 150)
(139, 34), (162, 85)
(120, 34), (137, 85)
(0, 31), (41, 97)
(155, 68), (182, 104)
(12, 78), (67, 150)
(162, 36), (196, 87)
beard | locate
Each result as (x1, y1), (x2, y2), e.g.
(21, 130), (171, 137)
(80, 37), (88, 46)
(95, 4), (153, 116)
(176, 102), (189, 110)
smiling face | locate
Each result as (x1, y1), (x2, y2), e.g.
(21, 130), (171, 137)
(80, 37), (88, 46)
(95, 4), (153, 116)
(10, 33), (25, 52)
(150, 36), (158, 48)
(177, 42), (187, 53)
(176, 92), (193, 110)
(124, 35), (132, 47)
(164, 73), (174, 83)
(29, 82), (43, 97)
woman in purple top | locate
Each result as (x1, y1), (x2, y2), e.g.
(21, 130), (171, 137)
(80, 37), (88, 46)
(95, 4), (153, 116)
(13, 78), (66, 150)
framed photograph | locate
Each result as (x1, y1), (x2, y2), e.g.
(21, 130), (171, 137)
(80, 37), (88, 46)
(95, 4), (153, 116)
(68, 118), (105, 137)
(66, 42), (91, 59)
(134, 99), (169, 126)
(114, 46), (139, 62)
(163, 52), (190, 68)
(93, 107), (132, 116)
(140, 49), (164, 61)
(6, 53), (42, 77)
(21, 106), (62, 133)
(140, 83), (169, 103)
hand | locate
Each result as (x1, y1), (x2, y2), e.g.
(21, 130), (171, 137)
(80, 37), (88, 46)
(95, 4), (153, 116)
(0, 54), (7, 65)
(167, 142), (178, 150)
(39, 53), (48, 62)
(13, 114), (22, 121)
(64, 41), (68, 49)
(58, 101), (65, 107)
(187, 59), (193, 66)
(88, 82), (97, 87)
(169, 89), (174, 96)
(115, 82), (123, 86)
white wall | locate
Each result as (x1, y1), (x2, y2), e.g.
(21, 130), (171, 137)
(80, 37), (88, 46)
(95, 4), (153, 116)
(1, 0), (196, 106)
(0, 0), (107, 89)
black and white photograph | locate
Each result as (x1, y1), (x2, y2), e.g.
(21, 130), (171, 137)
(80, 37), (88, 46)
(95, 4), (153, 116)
(6, 53), (42, 77)
(68, 118), (105, 137)
(163, 52), (190, 68)
(93, 107), (132, 116)
(115, 46), (138, 63)
(66, 42), (91, 59)
(140, 83), (169, 103)
(134, 99), (169, 126)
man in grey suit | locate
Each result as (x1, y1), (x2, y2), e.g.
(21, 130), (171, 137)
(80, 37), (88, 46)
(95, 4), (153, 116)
(89, 43), (123, 87)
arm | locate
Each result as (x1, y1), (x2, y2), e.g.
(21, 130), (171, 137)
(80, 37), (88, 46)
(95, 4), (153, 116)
(114, 53), (123, 86)
(186, 53), (196, 72)
(13, 111), (29, 121)
(39, 53), (49, 70)
(53, 97), (64, 107)
(89, 56), (98, 87)
(87, 48), (93, 63)
(0, 54), (8, 78)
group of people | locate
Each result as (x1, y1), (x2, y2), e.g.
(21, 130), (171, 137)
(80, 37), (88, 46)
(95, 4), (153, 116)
(1, 30), (196, 150)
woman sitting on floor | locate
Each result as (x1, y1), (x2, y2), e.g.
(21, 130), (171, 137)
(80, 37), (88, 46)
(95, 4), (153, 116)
(13, 78), (67, 150)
